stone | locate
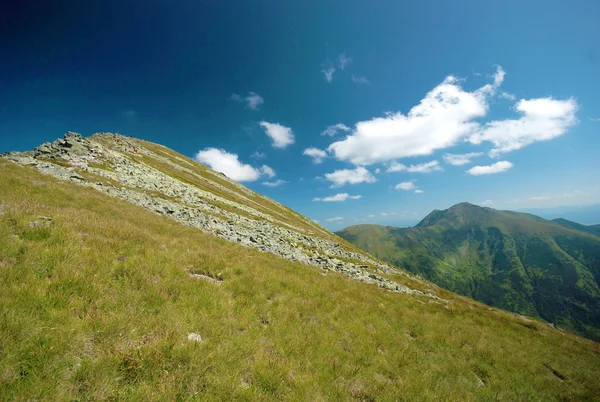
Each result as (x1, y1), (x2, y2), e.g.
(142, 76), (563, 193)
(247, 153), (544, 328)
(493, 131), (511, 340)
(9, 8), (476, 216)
(187, 333), (203, 342)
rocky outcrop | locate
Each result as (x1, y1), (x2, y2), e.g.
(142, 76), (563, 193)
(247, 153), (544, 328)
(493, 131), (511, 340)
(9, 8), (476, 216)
(3, 132), (434, 297)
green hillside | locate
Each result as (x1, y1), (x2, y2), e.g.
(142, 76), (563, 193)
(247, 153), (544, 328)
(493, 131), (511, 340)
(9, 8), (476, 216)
(1, 137), (600, 400)
(337, 203), (600, 341)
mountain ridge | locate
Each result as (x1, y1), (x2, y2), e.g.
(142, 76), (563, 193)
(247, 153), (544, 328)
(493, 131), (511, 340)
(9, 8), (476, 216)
(337, 203), (600, 340)
(2, 133), (600, 400)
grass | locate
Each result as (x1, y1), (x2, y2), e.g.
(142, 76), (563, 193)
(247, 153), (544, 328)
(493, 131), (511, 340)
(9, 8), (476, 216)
(1, 159), (600, 401)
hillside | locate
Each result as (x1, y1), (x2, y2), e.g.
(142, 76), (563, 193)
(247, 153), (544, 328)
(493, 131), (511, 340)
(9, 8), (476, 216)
(337, 203), (600, 341)
(1, 134), (600, 400)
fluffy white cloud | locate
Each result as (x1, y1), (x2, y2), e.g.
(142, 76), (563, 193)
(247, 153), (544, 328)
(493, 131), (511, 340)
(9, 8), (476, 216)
(381, 212), (388, 216)
(374, 168), (381, 174)
(195, 148), (272, 182)
(395, 181), (417, 191)
(326, 216), (343, 222)
(468, 97), (578, 157)
(251, 151), (266, 160)
(303, 147), (327, 164)
(338, 53), (352, 70)
(324, 167), (377, 188)
(443, 152), (484, 166)
(351, 75), (369, 84)
(321, 123), (351, 137)
(327, 66), (576, 165)
(386, 161), (407, 173)
(231, 92), (264, 110)
(322, 67), (335, 83)
(313, 193), (362, 202)
(368, 214), (375, 218)
(386, 160), (442, 173)
(262, 179), (287, 187)
(327, 68), (502, 165)
(415, 189), (424, 194)
(259, 121), (295, 149)
(467, 161), (513, 175)
(260, 165), (276, 178)
(481, 199), (493, 205)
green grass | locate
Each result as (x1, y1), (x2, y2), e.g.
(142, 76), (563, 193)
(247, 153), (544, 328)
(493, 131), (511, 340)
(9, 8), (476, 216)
(1, 160), (600, 401)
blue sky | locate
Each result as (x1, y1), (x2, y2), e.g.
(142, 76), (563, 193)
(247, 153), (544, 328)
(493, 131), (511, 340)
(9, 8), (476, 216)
(1, 0), (599, 228)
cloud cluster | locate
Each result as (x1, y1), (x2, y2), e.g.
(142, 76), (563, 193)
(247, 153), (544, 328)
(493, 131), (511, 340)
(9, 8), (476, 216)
(262, 179), (287, 187)
(466, 161), (513, 175)
(195, 148), (276, 182)
(324, 66), (577, 166)
(231, 92), (264, 110)
(386, 160), (442, 173)
(313, 193), (362, 202)
(321, 123), (351, 137)
(443, 152), (483, 166)
(259, 121), (295, 149)
(468, 97), (577, 157)
(324, 167), (377, 188)
(395, 180), (424, 193)
(303, 147), (327, 164)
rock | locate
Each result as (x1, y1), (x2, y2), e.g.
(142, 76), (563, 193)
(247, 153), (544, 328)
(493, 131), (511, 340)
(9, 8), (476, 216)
(187, 333), (203, 342)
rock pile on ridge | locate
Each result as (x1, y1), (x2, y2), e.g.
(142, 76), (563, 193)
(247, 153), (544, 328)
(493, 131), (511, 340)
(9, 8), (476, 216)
(3, 132), (434, 297)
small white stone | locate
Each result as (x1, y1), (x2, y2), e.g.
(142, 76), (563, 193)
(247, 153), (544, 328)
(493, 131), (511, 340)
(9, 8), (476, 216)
(187, 333), (202, 342)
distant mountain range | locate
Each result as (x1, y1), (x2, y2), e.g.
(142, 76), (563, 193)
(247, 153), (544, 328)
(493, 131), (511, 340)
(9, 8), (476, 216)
(337, 202), (600, 340)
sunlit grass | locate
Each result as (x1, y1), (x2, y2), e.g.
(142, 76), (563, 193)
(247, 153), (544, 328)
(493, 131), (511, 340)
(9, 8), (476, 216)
(1, 159), (599, 401)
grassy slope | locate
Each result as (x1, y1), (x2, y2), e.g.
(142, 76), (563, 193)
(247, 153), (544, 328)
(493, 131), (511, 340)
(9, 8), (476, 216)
(553, 218), (600, 237)
(2, 161), (600, 401)
(337, 203), (600, 341)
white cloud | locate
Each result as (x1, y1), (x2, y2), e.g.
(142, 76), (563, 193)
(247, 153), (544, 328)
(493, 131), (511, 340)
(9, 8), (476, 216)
(351, 75), (369, 84)
(386, 160), (442, 173)
(338, 53), (352, 70)
(467, 161), (513, 175)
(406, 160), (442, 173)
(381, 212), (388, 216)
(443, 152), (484, 166)
(251, 151), (266, 160)
(415, 189), (424, 194)
(195, 148), (270, 182)
(303, 147), (328, 164)
(481, 199), (493, 205)
(386, 161), (407, 173)
(374, 168), (381, 174)
(395, 181), (417, 191)
(326, 216), (344, 222)
(328, 66), (576, 166)
(313, 219), (320, 223)
(590, 117), (600, 122)
(468, 97), (578, 157)
(321, 123), (351, 137)
(327, 70), (494, 165)
(313, 193), (363, 202)
(368, 214), (375, 218)
(322, 67), (335, 83)
(324, 166), (377, 188)
(260, 165), (276, 178)
(262, 179), (287, 187)
(501, 92), (516, 101)
(259, 121), (295, 149)
(231, 92), (264, 110)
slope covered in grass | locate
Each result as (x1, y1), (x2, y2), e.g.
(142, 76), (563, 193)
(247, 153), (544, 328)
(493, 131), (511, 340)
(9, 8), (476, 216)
(2, 152), (600, 400)
(337, 203), (600, 341)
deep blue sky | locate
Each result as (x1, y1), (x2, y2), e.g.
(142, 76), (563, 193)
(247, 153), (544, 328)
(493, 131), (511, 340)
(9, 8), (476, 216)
(2, 0), (599, 227)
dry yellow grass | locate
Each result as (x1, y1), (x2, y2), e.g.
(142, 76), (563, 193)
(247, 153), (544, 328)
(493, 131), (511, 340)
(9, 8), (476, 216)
(1, 159), (600, 401)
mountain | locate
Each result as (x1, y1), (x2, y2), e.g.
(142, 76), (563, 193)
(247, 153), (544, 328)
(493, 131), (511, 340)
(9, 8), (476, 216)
(2, 134), (600, 400)
(337, 202), (600, 341)
(552, 218), (600, 237)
